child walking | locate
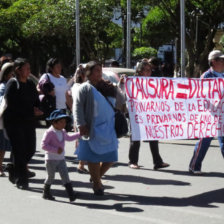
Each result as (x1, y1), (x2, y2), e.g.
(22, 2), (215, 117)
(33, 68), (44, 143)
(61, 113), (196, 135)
(41, 109), (80, 202)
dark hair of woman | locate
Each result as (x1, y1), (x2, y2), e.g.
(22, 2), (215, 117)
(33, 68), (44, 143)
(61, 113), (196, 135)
(14, 58), (29, 70)
(85, 60), (116, 98)
(46, 58), (60, 73)
(75, 65), (85, 84)
(85, 60), (102, 78)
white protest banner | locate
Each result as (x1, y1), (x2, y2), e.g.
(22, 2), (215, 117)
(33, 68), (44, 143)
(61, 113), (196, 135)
(125, 77), (224, 141)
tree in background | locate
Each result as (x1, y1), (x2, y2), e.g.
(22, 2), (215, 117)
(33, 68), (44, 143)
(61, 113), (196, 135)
(1, 0), (224, 77)
(142, 0), (224, 77)
(132, 47), (157, 62)
(0, 0), (121, 76)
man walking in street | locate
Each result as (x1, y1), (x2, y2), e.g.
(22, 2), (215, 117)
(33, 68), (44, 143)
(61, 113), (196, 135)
(189, 50), (224, 174)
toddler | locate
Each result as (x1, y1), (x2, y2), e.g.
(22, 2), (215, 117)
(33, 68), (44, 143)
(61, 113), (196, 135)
(41, 109), (80, 202)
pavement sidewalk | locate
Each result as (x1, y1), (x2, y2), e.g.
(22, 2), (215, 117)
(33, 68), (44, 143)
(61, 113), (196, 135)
(0, 128), (223, 224)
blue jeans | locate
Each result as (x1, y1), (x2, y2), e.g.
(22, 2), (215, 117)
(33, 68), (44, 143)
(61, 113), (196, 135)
(189, 137), (224, 171)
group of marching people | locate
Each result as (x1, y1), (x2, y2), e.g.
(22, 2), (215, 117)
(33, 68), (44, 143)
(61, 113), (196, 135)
(1, 49), (223, 202)
(0, 58), (123, 201)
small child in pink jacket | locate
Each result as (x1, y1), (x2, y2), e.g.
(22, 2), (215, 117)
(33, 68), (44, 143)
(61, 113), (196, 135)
(41, 109), (80, 202)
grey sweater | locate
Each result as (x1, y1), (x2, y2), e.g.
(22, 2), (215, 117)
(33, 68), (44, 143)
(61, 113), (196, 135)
(73, 81), (94, 139)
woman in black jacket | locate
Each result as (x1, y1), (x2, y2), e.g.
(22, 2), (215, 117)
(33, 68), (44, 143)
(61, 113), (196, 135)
(3, 58), (42, 189)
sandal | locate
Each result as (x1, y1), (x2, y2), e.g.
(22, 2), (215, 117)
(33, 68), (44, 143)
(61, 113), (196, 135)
(77, 168), (89, 174)
(129, 164), (140, 169)
(154, 162), (170, 170)
(0, 171), (6, 177)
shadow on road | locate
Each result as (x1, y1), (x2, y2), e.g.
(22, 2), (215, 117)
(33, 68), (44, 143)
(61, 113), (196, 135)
(158, 169), (224, 178)
(74, 188), (224, 211)
(103, 174), (190, 186)
(26, 178), (224, 212)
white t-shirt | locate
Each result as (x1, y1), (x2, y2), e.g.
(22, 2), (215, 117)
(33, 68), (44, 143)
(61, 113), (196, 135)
(39, 73), (68, 109)
(71, 83), (81, 114)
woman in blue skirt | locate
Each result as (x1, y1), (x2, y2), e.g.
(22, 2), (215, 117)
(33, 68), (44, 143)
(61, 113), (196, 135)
(74, 61), (118, 195)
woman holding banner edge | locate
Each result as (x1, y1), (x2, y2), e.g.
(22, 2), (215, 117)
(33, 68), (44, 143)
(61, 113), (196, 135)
(128, 60), (170, 170)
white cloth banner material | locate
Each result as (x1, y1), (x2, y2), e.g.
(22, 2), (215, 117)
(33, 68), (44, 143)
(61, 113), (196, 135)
(125, 77), (224, 140)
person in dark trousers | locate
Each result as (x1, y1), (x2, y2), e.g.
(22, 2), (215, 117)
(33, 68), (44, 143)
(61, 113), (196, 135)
(3, 58), (43, 189)
(128, 60), (169, 170)
(189, 50), (224, 174)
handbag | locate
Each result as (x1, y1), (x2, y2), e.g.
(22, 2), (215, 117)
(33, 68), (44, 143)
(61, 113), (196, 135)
(38, 74), (56, 119)
(105, 97), (128, 138)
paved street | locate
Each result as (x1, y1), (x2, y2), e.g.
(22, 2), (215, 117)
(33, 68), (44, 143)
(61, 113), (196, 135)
(0, 127), (224, 224)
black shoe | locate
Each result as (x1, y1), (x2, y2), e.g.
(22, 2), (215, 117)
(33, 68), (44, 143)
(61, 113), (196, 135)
(43, 184), (55, 200)
(7, 163), (15, 184)
(154, 162), (170, 170)
(16, 183), (29, 190)
(64, 183), (77, 202)
(93, 188), (104, 196)
(43, 194), (55, 200)
(27, 170), (36, 178)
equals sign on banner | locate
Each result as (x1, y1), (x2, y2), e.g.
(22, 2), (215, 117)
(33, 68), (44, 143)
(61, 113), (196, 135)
(176, 83), (190, 99)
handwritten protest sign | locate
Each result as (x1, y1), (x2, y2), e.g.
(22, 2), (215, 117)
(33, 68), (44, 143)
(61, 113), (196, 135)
(125, 77), (224, 140)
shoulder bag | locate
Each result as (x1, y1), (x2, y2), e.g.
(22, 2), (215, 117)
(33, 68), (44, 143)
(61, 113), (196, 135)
(105, 97), (128, 138)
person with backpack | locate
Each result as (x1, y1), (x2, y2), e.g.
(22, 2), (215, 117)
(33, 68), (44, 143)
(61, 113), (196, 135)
(38, 58), (72, 131)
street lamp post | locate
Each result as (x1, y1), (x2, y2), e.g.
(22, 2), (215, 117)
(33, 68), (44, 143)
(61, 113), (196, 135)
(180, 0), (185, 77)
(126, 0), (131, 68)
(76, 0), (80, 66)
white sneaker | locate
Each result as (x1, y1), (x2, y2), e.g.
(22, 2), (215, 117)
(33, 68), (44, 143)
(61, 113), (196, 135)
(189, 168), (202, 175)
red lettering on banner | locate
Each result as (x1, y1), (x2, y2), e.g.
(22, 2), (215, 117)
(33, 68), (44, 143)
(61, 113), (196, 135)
(188, 79), (224, 99)
(197, 100), (203, 112)
(126, 77), (224, 141)
(176, 83), (189, 99)
(174, 102), (185, 111)
(212, 80), (220, 99)
(135, 78), (149, 100)
(159, 78), (175, 99)
(128, 99), (171, 113)
(205, 123), (212, 137)
(188, 103), (197, 111)
(187, 121), (220, 138)
(145, 124), (183, 139)
(148, 79), (157, 98)
(199, 121), (206, 137)
(125, 77), (134, 99)
(125, 77), (175, 100)
(163, 125), (169, 139)
(145, 125), (163, 139)
(135, 115), (143, 124)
